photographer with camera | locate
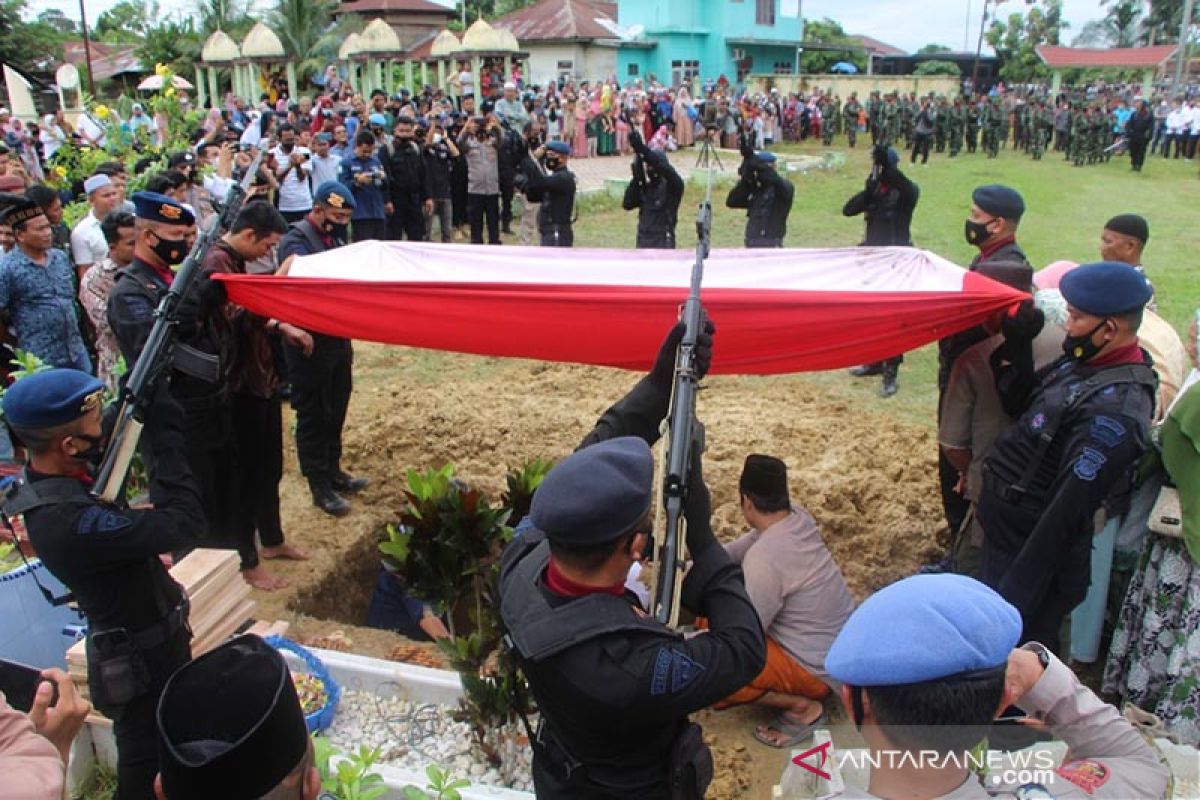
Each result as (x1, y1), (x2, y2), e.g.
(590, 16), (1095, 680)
(520, 140), (576, 247)
(271, 124), (313, 224)
(422, 120), (459, 243)
(457, 114), (503, 245)
(843, 144), (919, 397)
(726, 132), (793, 248)
(621, 126), (684, 249)
(515, 120), (546, 246)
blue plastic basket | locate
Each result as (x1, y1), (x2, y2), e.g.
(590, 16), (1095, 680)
(265, 635), (341, 733)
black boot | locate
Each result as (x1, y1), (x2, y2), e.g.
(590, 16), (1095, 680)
(332, 471), (369, 494)
(310, 479), (351, 517)
(849, 362), (884, 378)
(880, 363), (899, 398)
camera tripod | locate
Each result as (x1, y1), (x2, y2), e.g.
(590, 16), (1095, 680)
(695, 128), (724, 171)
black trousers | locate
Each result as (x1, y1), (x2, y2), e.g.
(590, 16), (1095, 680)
(539, 225), (574, 247)
(232, 392), (284, 569)
(388, 203), (426, 241)
(468, 193), (501, 244)
(105, 631), (191, 800)
(1129, 139), (1148, 170)
(911, 132), (932, 164)
(500, 173), (515, 228)
(180, 405), (237, 547)
(285, 339), (352, 488)
(352, 217), (387, 242)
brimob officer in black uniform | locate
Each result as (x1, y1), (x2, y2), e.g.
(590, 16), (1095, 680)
(2, 369), (204, 800)
(276, 181), (368, 517)
(843, 144), (920, 398)
(156, 635), (318, 800)
(979, 261), (1157, 654)
(384, 115), (432, 241)
(521, 140), (576, 247)
(107, 192), (237, 545)
(621, 128), (684, 249)
(499, 324), (767, 799)
(726, 148), (794, 248)
(930, 184), (1033, 560)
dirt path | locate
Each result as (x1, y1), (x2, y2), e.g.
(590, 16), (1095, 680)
(250, 343), (945, 798)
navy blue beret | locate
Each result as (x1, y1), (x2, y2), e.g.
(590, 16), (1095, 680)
(826, 574), (1021, 687)
(2, 369), (105, 429)
(313, 181), (356, 211)
(545, 141), (571, 156)
(530, 436), (654, 545)
(754, 150), (777, 164)
(132, 191), (195, 226)
(1060, 261), (1153, 316)
(972, 184), (1025, 221)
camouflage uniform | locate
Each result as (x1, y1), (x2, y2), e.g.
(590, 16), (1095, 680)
(843, 96), (861, 148)
(948, 99), (964, 157)
(821, 98), (838, 146)
(934, 98), (949, 152)
(965, 101), (980, 153)
(1069, 107), (1088, 166)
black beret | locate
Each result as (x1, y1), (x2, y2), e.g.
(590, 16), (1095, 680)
(530, 436), (653, 545)
(739, 454), (788, 500)
(2, 368), (105, 428)
(1104, 214), (1149, 244)
(157, 635), (309, 800)
(972, 184), (1025, 221)
(975, 260), (1034, 293)
(1060, 261), (1153, 316)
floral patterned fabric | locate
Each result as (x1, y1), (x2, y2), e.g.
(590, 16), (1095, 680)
(1103, 533), (1200, 746)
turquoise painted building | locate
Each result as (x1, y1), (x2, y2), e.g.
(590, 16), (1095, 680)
(616, 0), (803, 87)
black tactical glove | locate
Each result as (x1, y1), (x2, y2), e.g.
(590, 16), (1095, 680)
(683, 435), (717, 558)
(648, 318), (716, 391)
(1001, 298), (1045, 344)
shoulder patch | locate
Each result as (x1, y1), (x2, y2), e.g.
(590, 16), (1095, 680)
(76, 506), (134, 535)
(1073, 446), (1107, 481)
(1089, 415), (1126, 449)
(1054, 759), (1109, 794)
(650, 647), (706, 696)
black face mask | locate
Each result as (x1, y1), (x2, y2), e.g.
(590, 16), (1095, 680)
(1062, 319), (1110, 362)
(396, 135), (413, 143)
(150, 232), (188, 266)
(545, 156), (561, 170)
(70, 433), (105, 468)
(323, 220), (348, 240)
(964, 218), (993, 247)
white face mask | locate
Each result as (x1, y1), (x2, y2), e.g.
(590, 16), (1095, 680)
(432, 133), (443, 144)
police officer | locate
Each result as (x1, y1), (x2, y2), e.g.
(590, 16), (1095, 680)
(809, 573), (1169, 799)
(276, 182), (368, 516)
(521, 140), (576, 247)
(621, 128), (684, 249)
(384, 116), (431, 241)
(928, 185), (1032, 564)
(979, 262), (1156, 654)
(3, 369), (204, 800)
(726, 144), (794, 248)
(499, 324), (766, 799)
(107, 193), (237, 544)
(842, 145), (919, 398)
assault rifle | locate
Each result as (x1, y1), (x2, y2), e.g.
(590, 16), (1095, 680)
(92, 148), (265, 503)
(652, 154), (713, 628)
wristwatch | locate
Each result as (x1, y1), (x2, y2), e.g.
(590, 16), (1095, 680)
(1023, 642), (1051, 671)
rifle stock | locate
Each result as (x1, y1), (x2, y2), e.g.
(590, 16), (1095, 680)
(92, 150), (265, 503)
(652, 162), (713, 627)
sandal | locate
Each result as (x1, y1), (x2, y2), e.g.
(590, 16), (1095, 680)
(753, 711), (828, 749)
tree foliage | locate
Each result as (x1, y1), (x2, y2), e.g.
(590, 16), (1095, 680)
(446, 0), (537, 29)
(1143, 0), (1184, 43)
(985, 0), (1066, 83)
(194, 0), (254, 41)
(135, 16), (202, 77)
(915, 59), (963, 75)
(36, 9), (77, 36)
(917, 43), (954, 54)
(800, 17), (866, 74)
(270, 0), (359, 84)
(1072, 0), (1145, 47)
(95, 0), (159, 42)
(0, 0), (71, 70)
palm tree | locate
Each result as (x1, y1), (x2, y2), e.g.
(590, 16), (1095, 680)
(194, 0), (252, 39)
(270, 0), (358, 84)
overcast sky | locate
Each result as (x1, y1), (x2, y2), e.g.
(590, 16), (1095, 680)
(44, 0), (1105, 55)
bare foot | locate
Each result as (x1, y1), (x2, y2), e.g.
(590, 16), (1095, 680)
(242, 566), (289, 591)
(261, 543), (310, 561)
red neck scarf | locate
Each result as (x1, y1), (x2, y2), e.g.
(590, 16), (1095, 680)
(977, 234), (1016, 261)
(306, 213), (334, 247)
(1089, 341), (1145, 368)
(545, 558), (626, 598)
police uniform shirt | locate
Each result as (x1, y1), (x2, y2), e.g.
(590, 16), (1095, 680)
(0, 246), (91, 371)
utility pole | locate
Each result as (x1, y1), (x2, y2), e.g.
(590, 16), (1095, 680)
(1173, 0), (1196, 96)
(77, 0), (96, 97)
(971, 0), (992, 95)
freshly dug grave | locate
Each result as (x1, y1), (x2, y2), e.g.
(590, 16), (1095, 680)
(255, 344), (945, 799)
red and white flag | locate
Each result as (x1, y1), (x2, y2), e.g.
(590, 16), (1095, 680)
(215, 241), (1025, 375)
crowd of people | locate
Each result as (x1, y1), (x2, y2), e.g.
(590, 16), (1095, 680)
(0, 65), (1195, 800)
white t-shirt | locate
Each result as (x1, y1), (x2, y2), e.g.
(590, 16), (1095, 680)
(70, 212), (108, 267)
(272, 145), (314, 213)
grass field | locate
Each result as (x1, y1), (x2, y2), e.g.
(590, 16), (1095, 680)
(567, 139), (1200, 428)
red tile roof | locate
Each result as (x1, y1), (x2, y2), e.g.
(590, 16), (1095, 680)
(335, 0), (455, 15)
(492, 0), (618, 42)
(61, 41), (143, 82)
(1036, 45), (1179, 69)
(847, 34), (906, 57)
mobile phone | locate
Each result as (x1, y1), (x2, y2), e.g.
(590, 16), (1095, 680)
(0, 658), (55, 713)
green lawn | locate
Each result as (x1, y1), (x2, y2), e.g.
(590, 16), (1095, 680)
(568, 139), (1199, 429)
